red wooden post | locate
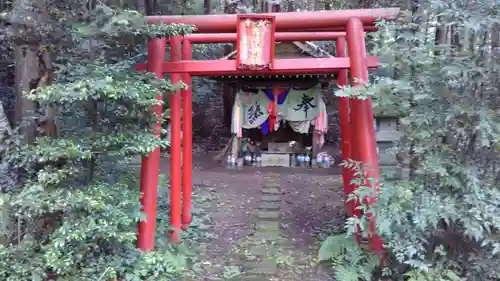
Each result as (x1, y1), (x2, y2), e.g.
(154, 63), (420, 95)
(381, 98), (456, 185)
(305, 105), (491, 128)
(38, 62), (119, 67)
(138, 37), (166, 251)
(181, 40), (193, 230)
(336, 37), (356, 218)
(170, 36), (182, 242)
(346, 18), (383, 253)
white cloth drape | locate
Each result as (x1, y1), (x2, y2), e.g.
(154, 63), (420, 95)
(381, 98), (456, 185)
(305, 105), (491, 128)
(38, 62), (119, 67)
(232, 85), (326, 133)
(240, 90), (270, 129)
(288, 121), (310, 134)
(281, 85), (320, 121)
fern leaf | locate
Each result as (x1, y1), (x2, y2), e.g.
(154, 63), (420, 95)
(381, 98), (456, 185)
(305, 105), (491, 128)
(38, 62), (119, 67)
(335, 265), (361, 281)
(318, 234), (346, 261)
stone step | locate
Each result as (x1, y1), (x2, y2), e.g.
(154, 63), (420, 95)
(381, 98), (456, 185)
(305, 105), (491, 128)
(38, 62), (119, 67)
(242, 175), (282, 281)
(248, 245), (277, 257)
(261, 195), (280, 202)
(257, 211), (279, 220)
(240, 276), (270, 281)
(262, 177), (280, 183)
(255, 220), (279, 231)
(244, 261), (278, 275)
(250, 231), (282, 242)
(262, 181), (280, 187)
(261, 187), (280, 194)
(258, 202), (280, 211)
(263, 173), (280, 178)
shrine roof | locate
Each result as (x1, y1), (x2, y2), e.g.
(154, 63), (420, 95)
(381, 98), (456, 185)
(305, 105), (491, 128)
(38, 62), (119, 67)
(208, 41), (337, 81)
(210, 74), (336, 83)
(222, 41), (333, 60)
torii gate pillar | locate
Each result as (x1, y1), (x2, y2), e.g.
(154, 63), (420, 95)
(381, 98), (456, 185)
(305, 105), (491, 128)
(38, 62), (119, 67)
(137, 37), (166, 251)
(346, 17), (383, 253)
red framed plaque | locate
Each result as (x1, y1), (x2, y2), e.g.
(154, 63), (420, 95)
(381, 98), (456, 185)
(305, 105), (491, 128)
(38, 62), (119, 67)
(236, 15), (276, 70)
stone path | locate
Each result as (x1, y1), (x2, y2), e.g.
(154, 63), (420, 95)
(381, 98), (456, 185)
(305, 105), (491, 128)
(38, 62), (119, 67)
(162, 158), (344, 281)
(243, 173), (283, 280)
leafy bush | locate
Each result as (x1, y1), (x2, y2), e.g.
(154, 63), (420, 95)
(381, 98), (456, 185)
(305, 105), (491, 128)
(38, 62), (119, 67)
(320, 1), (500, 280)
(0, 4), (194, 281)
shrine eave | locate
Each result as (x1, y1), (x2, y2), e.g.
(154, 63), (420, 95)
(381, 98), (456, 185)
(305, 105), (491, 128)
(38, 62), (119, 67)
(183, 32), (348, 43)
(209, 73), (336, 81)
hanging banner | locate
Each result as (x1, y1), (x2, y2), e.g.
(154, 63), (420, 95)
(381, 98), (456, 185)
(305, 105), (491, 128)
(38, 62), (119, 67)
(231, 94), (243, 137)
(265, 87), (289, 132)
(233, 86), (321, 134)
(238, 90), (270, 129)
(281, 85), (320, 121)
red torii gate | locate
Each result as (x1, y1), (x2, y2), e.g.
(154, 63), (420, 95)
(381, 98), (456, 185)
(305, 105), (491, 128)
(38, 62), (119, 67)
(136, 8), (399, 254)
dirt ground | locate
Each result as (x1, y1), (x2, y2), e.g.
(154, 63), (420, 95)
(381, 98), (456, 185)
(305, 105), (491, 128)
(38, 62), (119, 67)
(161, 153), (345, 281)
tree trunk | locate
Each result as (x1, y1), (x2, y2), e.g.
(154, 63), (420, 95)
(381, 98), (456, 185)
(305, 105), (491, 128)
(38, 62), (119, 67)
(37, 51), (58, 138)
(144, 0), (155, 15)
(14, 45), (38, 143)
(204, 0), (211, 14)
(12, 0), (58, 142)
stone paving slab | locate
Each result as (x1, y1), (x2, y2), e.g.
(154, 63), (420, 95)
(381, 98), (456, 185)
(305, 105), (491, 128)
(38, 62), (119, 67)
(255, 220), (280, 231)
(240, 276), (270, 281)
(258, 202), (280, 210)
(262, 178), (280, 183)
(261, 195), (281, 202)
(248, 244), (277, 256)
(244, 261), (278, 275)
(251, 231), (282, 241)
(262, 179), (280, 184)
(262, 181), (281, 187)
(263, 173), (281, 178)
(257, 211), (280, 220)
(261, 187), (281, 194)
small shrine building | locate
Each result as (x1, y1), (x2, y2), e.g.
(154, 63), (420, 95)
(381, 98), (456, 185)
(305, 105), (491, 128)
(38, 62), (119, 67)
(218, 41), (337, 168)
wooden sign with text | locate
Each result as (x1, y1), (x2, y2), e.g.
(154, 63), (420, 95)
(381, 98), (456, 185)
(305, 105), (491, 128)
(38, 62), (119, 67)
(236, 15), (276, 70)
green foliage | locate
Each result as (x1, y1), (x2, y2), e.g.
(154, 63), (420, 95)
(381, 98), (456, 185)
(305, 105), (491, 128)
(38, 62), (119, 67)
(319, 234), (380, 281)
(0, 2), (195, 281)
(321, 1), (500, 280)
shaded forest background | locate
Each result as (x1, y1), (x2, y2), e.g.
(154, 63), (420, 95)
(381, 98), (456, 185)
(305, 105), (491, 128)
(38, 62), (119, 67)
(0, 0), (407, 150)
